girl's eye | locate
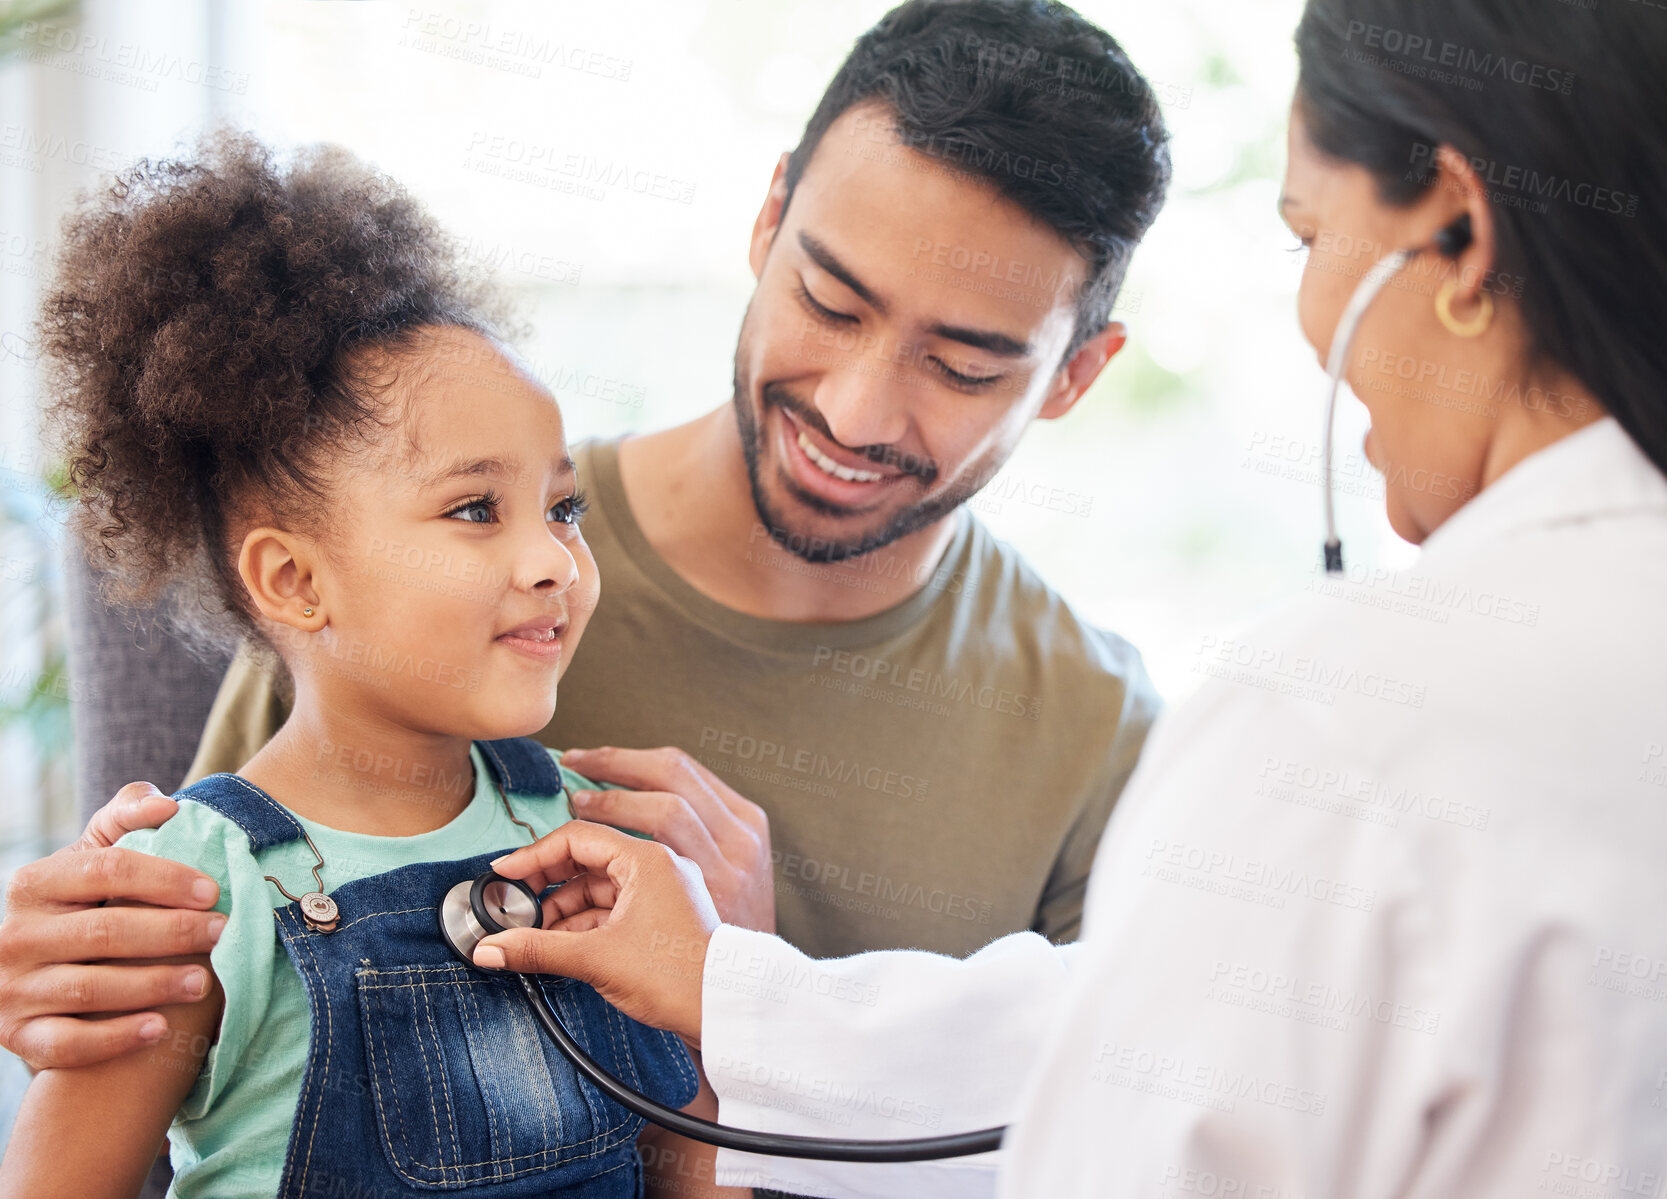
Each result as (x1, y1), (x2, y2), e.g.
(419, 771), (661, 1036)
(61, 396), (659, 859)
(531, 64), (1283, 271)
(549, 490), (590, 527)
(444, 494), (499, 524)
(796, 282), (856, 325)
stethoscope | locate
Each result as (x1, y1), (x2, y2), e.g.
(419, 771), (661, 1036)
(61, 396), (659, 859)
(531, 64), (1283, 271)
(440, 869), (1006, 1162)
(1320, 214), (1473, 573)
(424, 216), (1478, 1165)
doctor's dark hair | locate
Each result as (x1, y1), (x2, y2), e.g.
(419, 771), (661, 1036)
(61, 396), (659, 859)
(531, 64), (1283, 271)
(1295, 0), (1667, 476)
(40, 130), (505, 646)
(783, 0), (1172, 360)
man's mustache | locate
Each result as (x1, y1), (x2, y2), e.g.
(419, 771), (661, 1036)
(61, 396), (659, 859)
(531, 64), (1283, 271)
(761, 384), (939, 483)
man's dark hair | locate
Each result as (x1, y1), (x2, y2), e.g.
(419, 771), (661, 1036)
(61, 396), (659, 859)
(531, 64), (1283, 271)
(783, 0), (1172, 360)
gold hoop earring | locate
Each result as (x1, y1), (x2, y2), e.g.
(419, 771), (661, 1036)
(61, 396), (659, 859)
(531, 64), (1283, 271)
(1435, 279), (1494, 338)
(302, 607), (314, 618)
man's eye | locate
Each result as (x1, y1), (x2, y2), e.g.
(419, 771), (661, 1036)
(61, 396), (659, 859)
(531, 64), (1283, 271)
(934, 359), (1002, 388)
(796, 282), (856, 325)
(444, 495), (499, 523)
(549, 490), (591, 526)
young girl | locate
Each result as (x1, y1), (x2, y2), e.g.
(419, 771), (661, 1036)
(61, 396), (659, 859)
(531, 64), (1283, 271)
(0, 133), (743, 1199)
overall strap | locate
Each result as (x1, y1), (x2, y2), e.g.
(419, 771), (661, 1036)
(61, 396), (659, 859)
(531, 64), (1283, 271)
(174, 773), (309, 853)
(476, 737), (566, 797)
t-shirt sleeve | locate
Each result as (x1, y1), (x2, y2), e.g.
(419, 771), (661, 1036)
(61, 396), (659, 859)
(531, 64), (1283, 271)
(1032, 643), (1163, 943)
(117, 801), (281, 1119)
(185, 642), (290, 784)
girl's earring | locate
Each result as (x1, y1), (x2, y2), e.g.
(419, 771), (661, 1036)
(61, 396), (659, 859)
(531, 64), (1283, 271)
(303, 607), (315, 618)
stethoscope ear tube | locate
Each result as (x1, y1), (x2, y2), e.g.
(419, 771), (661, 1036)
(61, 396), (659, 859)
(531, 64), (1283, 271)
(515, 972), (1006, 1162)
(1320, 246), (1414, 574)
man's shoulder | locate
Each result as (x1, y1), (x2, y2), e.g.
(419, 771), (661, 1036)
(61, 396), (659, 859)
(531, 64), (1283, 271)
(957, 514), (1158, 706)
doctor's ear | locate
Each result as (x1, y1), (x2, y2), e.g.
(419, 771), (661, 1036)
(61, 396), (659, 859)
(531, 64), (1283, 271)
(238, 528), (327, 633)
(1038, 321), (1127, 421)
(1427, 147), (1499, 305)
(748, 153), (793, 280)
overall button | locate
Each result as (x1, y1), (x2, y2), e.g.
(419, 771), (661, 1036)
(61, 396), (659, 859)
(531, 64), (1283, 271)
(300, 891), (340, 933)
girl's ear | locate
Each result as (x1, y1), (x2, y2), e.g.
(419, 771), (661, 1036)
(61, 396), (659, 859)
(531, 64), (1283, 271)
(238, 528), (326, 632)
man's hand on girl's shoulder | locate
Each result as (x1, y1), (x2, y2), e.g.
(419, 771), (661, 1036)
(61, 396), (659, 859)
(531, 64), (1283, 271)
(0, 782), (224, 1069)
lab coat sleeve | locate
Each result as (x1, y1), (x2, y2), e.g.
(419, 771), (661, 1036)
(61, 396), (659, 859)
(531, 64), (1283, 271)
(700, 924), (1082, 1198)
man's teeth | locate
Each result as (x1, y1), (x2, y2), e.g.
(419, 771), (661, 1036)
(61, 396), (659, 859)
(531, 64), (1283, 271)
(797, 432), (886, 483)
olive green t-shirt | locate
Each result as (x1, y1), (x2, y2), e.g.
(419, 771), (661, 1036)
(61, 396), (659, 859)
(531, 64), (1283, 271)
(188, 437), (1159, 959)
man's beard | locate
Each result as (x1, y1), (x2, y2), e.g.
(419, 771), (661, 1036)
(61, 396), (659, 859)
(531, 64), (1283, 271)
(732, 349), (997, 566)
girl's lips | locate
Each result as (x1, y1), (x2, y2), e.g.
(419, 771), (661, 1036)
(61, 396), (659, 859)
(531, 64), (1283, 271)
(495, 623), (565, 662)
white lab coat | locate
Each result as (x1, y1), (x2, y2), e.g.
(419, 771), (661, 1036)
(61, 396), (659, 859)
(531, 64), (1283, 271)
(700, 417), (1667, 1198)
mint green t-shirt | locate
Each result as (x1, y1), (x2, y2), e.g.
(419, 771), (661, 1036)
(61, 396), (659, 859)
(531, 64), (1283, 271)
(117, 745), (590, 1199)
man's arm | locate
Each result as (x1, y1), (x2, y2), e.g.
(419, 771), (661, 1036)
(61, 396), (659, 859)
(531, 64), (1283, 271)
(1034, 656), (1160, 942)
(0, 784), (222, 1069)
(0, 948), (221, 1199)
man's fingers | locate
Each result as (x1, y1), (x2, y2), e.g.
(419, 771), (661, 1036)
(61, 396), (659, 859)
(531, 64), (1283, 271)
(566, 745), (769, 854)
(7, 905), (226, 964)
(5, 846), (219, 912)
(16, 962), (212, 1018)
(567, 789), (725, 867)
(9, 1012), (168, 1071)
(77, 783), (179, 850)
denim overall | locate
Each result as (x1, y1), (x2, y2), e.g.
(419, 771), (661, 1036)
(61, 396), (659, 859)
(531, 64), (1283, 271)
(177, 737), (698, 1198)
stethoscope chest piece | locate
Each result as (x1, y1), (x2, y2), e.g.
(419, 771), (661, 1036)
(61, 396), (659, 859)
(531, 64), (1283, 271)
(440, 871), (543, 971)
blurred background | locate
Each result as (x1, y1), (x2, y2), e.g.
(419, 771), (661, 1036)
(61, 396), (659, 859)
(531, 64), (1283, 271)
(0, 0), (1414, 1131)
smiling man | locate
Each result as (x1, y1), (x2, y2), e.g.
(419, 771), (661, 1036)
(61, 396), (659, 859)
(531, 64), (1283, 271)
(0, 0), (1172, 1094)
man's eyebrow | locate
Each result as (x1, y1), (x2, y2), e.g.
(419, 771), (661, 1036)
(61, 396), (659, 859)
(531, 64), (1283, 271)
(924, 322), (1031, 358)
(417, 454), (575, 486)
(798, 232), (889, 315)
(798, 231), (1030, 356)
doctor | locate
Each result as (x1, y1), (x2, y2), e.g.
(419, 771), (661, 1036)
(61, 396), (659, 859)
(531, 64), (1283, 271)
(469, 0), (1667, 1195)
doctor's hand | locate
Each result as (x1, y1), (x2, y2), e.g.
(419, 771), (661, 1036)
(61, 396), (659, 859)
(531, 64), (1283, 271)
(474, 820), (718, 1045)
(557, 746), (775, 933)
(0, 782), (223, 1069)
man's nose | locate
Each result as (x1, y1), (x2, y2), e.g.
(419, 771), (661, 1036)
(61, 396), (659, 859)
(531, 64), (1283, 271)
(812, 364), (909, 452)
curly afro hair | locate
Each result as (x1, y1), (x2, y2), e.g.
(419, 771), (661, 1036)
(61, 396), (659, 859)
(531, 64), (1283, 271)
(40, 129), (507, 648)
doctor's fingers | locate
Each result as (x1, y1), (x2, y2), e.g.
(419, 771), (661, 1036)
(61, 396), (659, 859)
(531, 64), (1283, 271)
(1, 904), (226, 966)
(566, 786), (773, 930)
(477, 923), (705, 1042)
(4, 843), (219, 912)
(541, 872), (620, 924)
(490, 819), (654, 893)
